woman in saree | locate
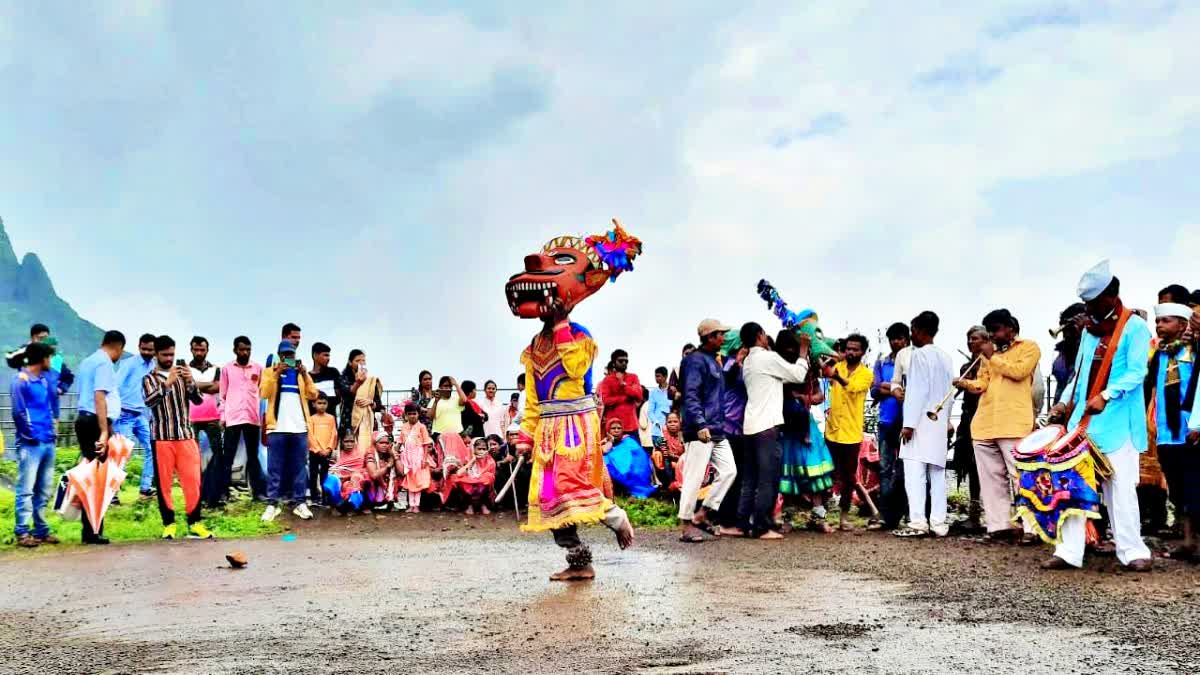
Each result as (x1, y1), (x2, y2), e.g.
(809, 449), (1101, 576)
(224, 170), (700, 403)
(340, 349), (383, 451)
(651, 412), (686, 490)
(437, 431), (473, 506)
(397, 402), (437, 512)
(409, 370), (437, 430)
(453, 438), (498, 514)
(323, 430), (375, 514)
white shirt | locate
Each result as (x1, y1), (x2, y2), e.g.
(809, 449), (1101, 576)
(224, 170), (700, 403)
(273, 392), (307, 434)
(890, 346), (913, 388)
(742, 346), (810, 436)
(899, 344), (956, 466)
(479, 394), (508, 438)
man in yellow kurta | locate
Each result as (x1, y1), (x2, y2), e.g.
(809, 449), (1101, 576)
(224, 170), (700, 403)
(507, 222), (640, 581)
(956, 309), (1041, 539)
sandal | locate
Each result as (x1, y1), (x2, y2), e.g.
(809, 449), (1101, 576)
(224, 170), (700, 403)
(693, 520), (720, 537)
(679, 533), (706, 544)
(866, 519), (884, 531)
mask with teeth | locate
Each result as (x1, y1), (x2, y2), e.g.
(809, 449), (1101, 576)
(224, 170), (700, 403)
(505, 219), (643, 320)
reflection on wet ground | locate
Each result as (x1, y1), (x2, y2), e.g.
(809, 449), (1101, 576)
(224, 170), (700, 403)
(0, 521), (1188, 674)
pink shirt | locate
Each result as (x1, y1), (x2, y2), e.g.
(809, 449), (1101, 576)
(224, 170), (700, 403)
(220, 360), (263, 427)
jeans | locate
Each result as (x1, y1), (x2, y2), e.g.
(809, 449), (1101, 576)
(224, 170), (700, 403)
(267, 432), (309, 507)
(877, 423), (906, 528)
(15, 441), (56, 538)
(737, 427), (782, 535)
(308, 454), (330, 505)
(114, 410), (156, 492)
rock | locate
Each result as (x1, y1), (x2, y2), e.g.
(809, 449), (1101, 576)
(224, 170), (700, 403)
(226, 551), (248, 568)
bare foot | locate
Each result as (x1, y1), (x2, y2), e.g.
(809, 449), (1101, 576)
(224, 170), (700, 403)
(615, 513), (635, 550)
(839, 521), (855, 532)
(409, 507), (420, 514)
(718, 526), (745, 537)
(465, 506), (475, 515)
(811, 521), (835, 534)
(550, 565), (595, 582)
(481, 506), (491, 515)
(758, 530), (785, 540)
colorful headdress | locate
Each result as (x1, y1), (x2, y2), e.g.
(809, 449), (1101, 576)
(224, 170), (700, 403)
(543, 219), (643, 284)
(756, 279), (837, 358)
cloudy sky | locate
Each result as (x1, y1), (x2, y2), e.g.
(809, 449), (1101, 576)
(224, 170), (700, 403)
(2, 1), (1197, 390)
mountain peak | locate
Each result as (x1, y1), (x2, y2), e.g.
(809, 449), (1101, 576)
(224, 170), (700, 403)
(14, 252), (57, 304)
(0, 216), (18, 290)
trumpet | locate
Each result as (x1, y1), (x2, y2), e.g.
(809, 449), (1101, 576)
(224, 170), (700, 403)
(926, 354), (983, 421)
(1049, 313), (1086, 338)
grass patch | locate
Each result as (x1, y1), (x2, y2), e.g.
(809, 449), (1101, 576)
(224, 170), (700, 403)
(618, 495), (679, 529)
(0, 446), (282, 551)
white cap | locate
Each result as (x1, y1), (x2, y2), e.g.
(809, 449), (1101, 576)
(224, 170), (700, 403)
(506, 423), (521, 434)
(1155, 303), (1192, 320)
(1076, 259), (1113, 302)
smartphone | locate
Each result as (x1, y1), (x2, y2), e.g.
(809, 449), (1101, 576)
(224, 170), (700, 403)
(175, 359), (186, 368)
(283, 358), (297, 368)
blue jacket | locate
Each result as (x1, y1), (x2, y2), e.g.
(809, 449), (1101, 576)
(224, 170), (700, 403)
(680, 349), (726, 442)
(10, 369), (58, 444)
(1065, 314), (1151, 454)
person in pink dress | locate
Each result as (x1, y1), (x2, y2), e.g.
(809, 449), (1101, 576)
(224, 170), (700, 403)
(453, 438), (497, 515)
(396, 402), (436, 512)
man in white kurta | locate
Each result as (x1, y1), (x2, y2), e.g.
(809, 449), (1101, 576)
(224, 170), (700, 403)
(898, 312), (956, 537)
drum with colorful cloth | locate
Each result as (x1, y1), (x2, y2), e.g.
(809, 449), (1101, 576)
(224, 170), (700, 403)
(1013, 425), (1113, 544)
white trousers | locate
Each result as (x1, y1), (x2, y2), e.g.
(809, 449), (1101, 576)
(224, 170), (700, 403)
(903, 459), (947, 528)
(1054, 444), (1151, 567)
(678, 438), (737, 522)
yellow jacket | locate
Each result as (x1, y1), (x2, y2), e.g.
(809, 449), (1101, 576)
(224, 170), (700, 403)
(961, 338), (1041, 440)
(259, 365), (319, 432)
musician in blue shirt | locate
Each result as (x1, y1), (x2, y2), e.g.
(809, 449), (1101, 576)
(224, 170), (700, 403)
(1045, 261), (1152, 572)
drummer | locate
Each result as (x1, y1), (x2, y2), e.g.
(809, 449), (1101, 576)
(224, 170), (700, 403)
(1044, 260), (1153, 572)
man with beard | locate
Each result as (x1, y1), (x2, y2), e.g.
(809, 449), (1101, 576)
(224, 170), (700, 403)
(142, 335), (212, 540)
(599, 349), (644, 441)
(823, 333), (877, 531)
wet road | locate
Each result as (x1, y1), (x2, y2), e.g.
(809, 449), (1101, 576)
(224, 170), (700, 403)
(2, 513), (1196, 674)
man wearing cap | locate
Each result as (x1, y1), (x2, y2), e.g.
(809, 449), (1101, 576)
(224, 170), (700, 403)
(259, 340), (319, 522)
(677, 319), (738, 543)
(955, 308), (1041, 541)
(1147, 301), (1199, 559)
(1045, 261), (1153, 571)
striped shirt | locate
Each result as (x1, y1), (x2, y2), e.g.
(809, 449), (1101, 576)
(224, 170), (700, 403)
(142, 369), (203, 441)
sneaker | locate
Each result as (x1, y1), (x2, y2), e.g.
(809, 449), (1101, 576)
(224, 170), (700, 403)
(373, 503), (390, 512)
(187, 523), (215, 540)
(930, 522), (950, 538)
(261, 505), (279, 523)
(162, 524), (177, 540)
(35, 534), (61, 545)
(292, 503), (313, 520)
(16, 534), (39, 548)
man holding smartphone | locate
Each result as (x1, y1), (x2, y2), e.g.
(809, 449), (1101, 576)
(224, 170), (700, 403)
(259, 341), (319, 522)
(141, 336), (213, 540)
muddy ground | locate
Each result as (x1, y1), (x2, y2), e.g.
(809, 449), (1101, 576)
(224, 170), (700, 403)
(2, 511), (1197, 674)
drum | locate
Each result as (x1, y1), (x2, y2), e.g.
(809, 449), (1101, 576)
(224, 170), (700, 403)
(1014, 425), (1065, 460)
(1013, 424), (1111, 544)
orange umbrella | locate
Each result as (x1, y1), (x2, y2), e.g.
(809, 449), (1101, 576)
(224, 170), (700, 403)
(64, 435), (133, 532)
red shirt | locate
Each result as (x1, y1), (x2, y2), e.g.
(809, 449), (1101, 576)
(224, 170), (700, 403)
(598, 372), (644, 434)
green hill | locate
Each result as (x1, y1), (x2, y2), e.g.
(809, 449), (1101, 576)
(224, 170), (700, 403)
(0, 216), (103, 367)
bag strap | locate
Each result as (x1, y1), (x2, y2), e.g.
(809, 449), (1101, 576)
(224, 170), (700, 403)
(1078, 308), (1133, 430)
